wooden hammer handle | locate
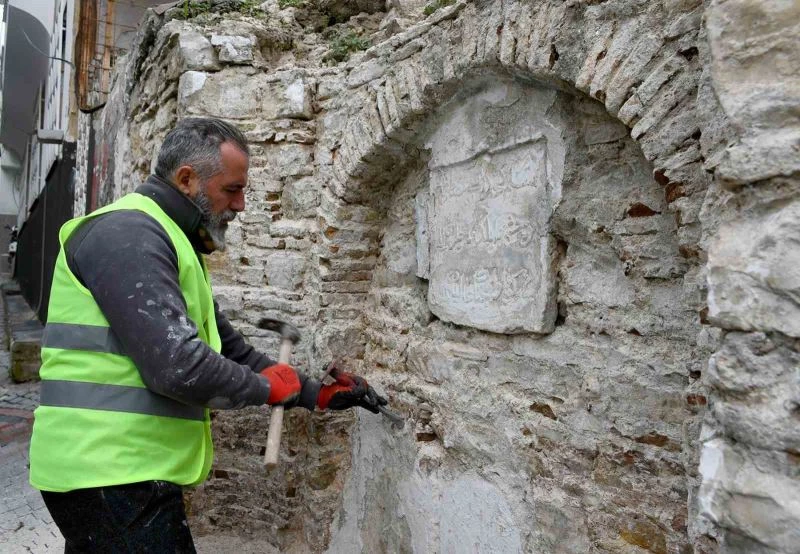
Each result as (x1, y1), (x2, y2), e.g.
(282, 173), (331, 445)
(264, 339), (294, 467)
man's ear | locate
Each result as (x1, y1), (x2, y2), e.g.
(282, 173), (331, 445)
(174, 165), (199, 196)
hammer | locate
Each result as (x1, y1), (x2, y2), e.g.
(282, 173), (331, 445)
(258, 317), (301, 467)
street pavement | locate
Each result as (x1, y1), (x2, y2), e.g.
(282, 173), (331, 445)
(0, 278), (64, 553)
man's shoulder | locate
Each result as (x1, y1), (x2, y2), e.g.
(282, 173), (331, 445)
(66, 208), (176, 267)
(71, 209), (166, 245)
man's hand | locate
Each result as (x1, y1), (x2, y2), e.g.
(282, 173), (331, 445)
(260, 363), (301, 406)
(317, 367), (388, 414)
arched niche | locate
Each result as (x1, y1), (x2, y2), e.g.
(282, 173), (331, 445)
(327, 72), (706, 553)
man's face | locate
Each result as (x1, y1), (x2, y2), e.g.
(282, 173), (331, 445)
(178, 141), (248, 251)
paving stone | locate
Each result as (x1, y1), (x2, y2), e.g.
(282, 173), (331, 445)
(0, 275), (63, 552)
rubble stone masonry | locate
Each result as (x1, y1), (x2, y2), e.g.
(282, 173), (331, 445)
(76, 0), (800, 552)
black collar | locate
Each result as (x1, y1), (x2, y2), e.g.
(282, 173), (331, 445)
(136, 175), (214, 255)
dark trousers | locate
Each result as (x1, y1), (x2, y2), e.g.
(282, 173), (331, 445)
(41, 481), (196, 553)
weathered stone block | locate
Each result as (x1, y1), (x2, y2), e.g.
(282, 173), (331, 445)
(178, 70), (208, 109)
(10, 333), (42, 382)
(717, 130), (800, 185)
(706, 0), (800, 129)
(178, 30), (220, 71)
(706, 332), (800, 451)
(707, 199), (800, 337)
(706, 0), (800, 184)
(262, 76), (314, 120)
(699, 438), (800, 551)
(211, 34), (255, 64)
(179, 69), (266, 119)
(346, 58), (386, 88)
(261, 143), (314, 178)
(3, 292), (43, 382)
(265, 252), (307, 290)
(179, 70), (313, 121)
(269, 219), (315, 239)
(283, 176), (320, 218)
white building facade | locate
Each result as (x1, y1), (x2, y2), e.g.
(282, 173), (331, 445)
(0, 0), (75, 228)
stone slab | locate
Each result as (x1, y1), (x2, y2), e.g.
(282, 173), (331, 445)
(420, 80), (564, 334)
(426, 142), (558, 334)
(179, 70), (313, 121)
(178, 29), (220, 71)
(706, 0), (800, 185)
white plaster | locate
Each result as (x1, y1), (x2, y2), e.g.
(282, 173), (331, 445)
(697, 439), (724, 522)
(285, 78), (306, 113)
(439, 476), (523, 554)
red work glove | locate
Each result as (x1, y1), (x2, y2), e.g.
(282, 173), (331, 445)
(317, 369), (388, 414)
(260, 363), (301, 406)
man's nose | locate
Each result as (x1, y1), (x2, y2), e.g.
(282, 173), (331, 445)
(230, 191), (245, 212)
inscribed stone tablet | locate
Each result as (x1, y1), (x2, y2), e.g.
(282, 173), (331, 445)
(420, 80), (563, 334)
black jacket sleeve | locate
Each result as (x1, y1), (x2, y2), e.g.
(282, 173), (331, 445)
(215, 303), (320, 410)
(215, 302), (275, 372)
(65, 210), (271, 409)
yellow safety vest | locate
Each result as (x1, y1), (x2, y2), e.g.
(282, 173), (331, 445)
(29, 192), (220, 492)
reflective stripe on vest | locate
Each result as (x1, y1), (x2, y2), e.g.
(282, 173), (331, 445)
(40, 380), (205, 421)
(43, 323), (125, 355)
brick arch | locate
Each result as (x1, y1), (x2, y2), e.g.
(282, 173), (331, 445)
(330, 1), (704, 201)
(316, 0), (707, 313)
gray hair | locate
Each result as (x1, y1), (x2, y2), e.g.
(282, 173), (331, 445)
(154, 117), (249, 182)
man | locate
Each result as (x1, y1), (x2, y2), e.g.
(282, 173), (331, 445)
(29, 118), (385, 552)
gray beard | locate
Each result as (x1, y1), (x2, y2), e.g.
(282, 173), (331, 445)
(194, 187), (236, 251)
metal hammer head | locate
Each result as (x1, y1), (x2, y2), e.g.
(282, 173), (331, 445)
(257, 318), (301, 343)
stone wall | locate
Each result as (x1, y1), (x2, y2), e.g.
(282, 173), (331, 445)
(74, 111), (90, 218)
(87, 0), (800, 552)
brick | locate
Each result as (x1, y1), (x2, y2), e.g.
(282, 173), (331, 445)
(512, 4), (535, 69)
(498, 2), (521, 67)
(605, 33), (664, 115)
(638, 106), (699, 162)
(575, 21), (615, 92)
(478, 1), (504, 62)
(523, 4), (551, 70)
(631, 70), (698, 140)
(589, 18), (645, 102)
